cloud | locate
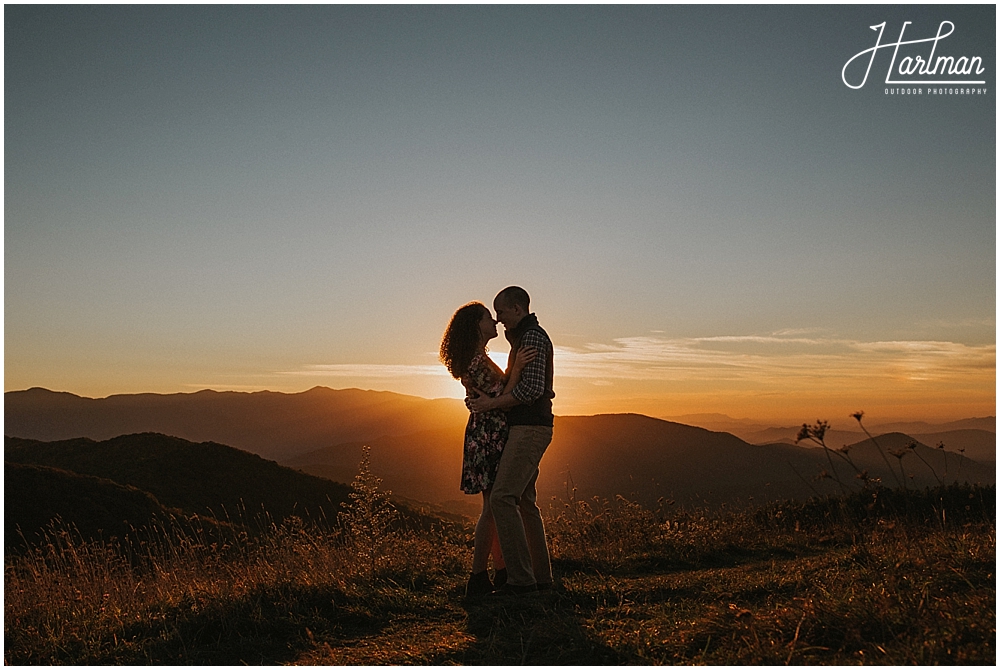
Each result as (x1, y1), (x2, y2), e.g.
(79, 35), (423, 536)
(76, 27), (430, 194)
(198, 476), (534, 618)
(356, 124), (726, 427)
(280, 364), (451, 379)
(553, 334), (996, 388)
(276, 334), (994, 405)
(771, 327), (826, 337)
(282, 351), (511, 383)
(915, 317), (996, 330)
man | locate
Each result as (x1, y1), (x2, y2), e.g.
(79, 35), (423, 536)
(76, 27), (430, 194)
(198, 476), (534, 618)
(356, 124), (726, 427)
(468, 286), (555, 594)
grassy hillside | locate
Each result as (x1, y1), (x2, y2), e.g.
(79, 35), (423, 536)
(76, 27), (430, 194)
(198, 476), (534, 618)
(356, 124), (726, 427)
(5, 462), (177, 549)
(5, 482), (994, 665)
(5, 433), (355, 527)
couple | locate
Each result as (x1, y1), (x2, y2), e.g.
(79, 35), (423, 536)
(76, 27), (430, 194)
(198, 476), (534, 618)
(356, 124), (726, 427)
(439, 286), (555, 597)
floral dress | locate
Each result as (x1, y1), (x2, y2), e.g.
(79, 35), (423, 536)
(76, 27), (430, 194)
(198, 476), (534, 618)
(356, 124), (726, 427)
(460, 351), (509, 494)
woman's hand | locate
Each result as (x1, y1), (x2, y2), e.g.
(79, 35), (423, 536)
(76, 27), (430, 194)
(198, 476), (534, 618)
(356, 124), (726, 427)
(510, 346), (537, 374)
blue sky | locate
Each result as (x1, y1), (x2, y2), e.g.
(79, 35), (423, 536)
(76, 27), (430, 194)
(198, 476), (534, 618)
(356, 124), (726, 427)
(5, 5), (995, 422)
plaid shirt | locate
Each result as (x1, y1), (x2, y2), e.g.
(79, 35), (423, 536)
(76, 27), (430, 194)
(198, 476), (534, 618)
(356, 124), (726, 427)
(511, 328), (551, 405)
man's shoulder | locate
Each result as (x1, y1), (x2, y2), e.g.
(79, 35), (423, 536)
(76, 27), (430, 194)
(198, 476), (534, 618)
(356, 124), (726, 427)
(521, 326), (552, 346)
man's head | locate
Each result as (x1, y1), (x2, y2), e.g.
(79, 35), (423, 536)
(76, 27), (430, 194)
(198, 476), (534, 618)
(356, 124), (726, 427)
(493, 286), (530, 329)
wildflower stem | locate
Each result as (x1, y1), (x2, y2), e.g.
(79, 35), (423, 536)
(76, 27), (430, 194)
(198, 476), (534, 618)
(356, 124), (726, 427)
(853, 415), (902, 488)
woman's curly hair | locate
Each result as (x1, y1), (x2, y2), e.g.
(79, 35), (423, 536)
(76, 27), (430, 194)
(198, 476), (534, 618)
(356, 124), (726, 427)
(440, 302), (487, 379)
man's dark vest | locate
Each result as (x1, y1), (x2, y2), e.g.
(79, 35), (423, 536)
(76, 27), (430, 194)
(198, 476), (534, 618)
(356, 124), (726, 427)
(505, 313), (555, 427)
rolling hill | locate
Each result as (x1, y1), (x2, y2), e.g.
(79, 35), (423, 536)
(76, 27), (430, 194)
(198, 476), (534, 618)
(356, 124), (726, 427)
(288, 414), (995, 509)
(741, 425), (996, 463)
(5, 433), (355, 527)
(667, 414), (995, 456)
(907, 429), (996, 463)
(5, 462), (178, 549)
(285, 426), (471, 512)
(4, 386), (468, 461)
(533, 417), (992, 506)
(540, 414), (827, 506)
(6, 388), (992, 513)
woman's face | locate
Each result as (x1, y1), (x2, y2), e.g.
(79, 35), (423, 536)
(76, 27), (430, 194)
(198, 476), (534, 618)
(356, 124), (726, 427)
(478, 309), (498, 344)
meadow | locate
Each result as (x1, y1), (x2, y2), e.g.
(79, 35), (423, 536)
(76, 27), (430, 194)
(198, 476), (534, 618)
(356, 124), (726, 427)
(5, 446), (994, 665)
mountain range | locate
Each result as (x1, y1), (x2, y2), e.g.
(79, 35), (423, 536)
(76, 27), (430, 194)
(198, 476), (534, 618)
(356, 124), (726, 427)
(6, 429), (481, 554)
(5, 386), (468, 461)
(6, 387), (994, 518)
(662, 412), (995, 462)
(287, 414), (994, 510)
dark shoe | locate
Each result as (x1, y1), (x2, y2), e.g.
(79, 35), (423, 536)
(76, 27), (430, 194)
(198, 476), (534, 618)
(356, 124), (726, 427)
(493, 568), (508, 589)
(535, 581), (553, 592)
(490, 582), (538, 597)
(465, 570), (494, 598)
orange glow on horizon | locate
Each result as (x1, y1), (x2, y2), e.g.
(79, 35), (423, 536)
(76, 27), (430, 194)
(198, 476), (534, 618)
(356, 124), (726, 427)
(5, 333), (993, 426)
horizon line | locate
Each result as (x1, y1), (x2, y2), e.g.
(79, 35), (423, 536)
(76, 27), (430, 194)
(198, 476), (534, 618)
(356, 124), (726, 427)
(6, 385), (994, 428)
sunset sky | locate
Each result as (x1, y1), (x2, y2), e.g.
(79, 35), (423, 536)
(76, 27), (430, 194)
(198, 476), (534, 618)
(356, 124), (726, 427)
(5, 5), (995, 424)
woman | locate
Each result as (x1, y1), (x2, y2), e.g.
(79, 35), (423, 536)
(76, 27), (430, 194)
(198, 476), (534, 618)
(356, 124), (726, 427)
(440, 301), (535, 597)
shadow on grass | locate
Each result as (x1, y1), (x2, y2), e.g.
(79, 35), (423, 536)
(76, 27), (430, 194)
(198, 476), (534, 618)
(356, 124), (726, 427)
(630, 542), (811, 573)
(555, 539), (819, 579)
(106, 584), (389, 665)
(446, 586), (637, 665)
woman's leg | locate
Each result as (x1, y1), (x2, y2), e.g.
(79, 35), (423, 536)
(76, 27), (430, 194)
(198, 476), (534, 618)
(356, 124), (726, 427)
(481, 488), (506, 569)
(471, 491), (494, 573)
(474, 489), (505, 570)
(466, 491), (499, 597)
(490, 517), (505, 570)
(488, 508), (507, 588)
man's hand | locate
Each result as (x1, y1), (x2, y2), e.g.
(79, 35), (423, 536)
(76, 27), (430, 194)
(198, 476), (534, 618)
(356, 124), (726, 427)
(467, 387), (495, 413)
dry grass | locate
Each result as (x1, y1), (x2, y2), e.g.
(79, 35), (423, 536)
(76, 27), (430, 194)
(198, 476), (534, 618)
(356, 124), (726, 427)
(543, 483), (995, 664)
(6, 482), (995, 665)
(5, 512), (469, 664)
(560, 524), (994, 664)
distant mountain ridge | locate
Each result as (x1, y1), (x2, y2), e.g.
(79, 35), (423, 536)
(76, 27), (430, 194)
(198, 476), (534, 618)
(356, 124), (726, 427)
(739, 426), (995, 463)
(540, 417), (993, 506)
(662, 413), (995, 462)
(6, 388), (993, 513)
(9, 388), (991, 463)
(290, 414), (995, 509)
(663, 412), (995, 436)
(5, 386), (468, 460)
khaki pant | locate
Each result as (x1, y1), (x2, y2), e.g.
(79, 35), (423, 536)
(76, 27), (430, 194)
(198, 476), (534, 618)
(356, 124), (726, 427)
(490, 425), (553, 587)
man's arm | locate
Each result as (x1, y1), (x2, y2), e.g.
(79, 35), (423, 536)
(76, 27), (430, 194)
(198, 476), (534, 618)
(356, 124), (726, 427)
(510, 330), (548, 405)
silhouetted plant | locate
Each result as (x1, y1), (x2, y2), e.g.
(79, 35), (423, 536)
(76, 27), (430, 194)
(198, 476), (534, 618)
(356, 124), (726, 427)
(337, 445), (400, 584)
(850, 411), (902, 487)
(797, 411), (957, 494)
(905, 439), (944, 486)
(795, 419), (868, 493)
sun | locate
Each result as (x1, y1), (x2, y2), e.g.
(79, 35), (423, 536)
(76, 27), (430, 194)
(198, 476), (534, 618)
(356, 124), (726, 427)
(486, 350), (509, 371)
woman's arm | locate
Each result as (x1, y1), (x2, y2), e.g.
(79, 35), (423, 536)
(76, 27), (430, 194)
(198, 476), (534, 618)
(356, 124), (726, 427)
(467, 348), (537, 412)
